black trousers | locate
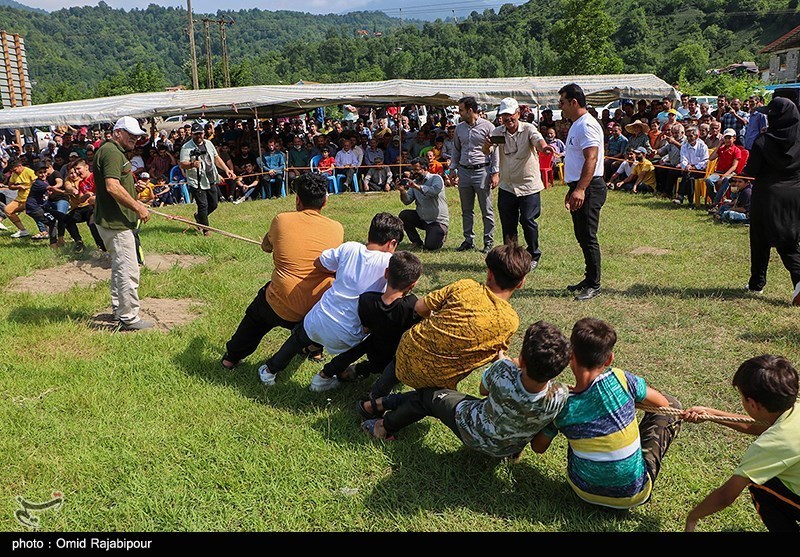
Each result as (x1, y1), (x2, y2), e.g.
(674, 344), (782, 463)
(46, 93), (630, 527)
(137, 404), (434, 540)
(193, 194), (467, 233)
(677, 170), (696, 204)
(265, 318), (323, 373)
(399, 209), (447, 250)
(64, 206), (105, 249)
(655, 166), (682, 197)
(748, 233), (800, 292)
(381, 388), (478, 439)
(321, 336), (392, 380)
(194, 186), (219, 227)
(225, 283), (298, 364)
(497, 188), (542, 262)
(568, 177), (607, 289)
(25, 206), (57, 243)
(749, 476), (800, 532)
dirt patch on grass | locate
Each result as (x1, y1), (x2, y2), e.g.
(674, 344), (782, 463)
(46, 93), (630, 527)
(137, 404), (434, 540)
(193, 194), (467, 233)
(5, 252), (208, 295)
(90, 297), (205, 333)
(629, 246), (671, 256)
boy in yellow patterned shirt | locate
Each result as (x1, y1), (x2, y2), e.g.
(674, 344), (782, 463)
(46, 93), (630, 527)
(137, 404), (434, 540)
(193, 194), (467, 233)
(367, 243), (531, 400)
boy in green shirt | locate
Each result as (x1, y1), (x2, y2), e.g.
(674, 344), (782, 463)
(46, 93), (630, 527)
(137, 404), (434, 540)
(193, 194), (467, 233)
(684, 354), (800, 532)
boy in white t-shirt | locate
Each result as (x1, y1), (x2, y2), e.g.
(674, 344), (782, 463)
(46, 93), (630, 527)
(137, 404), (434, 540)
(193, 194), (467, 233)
(258, 212), (405, 387)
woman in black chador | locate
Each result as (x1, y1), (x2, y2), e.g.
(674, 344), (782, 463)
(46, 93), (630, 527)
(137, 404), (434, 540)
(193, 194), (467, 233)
(744, 96), (800, 305)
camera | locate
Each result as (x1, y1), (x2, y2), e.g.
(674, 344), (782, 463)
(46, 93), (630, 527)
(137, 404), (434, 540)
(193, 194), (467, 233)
(189, 148), (207, 158)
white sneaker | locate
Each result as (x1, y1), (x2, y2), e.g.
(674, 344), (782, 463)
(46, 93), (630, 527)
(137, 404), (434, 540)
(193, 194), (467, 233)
(309, 371), (340, 392)
(258, 364), (277, 386)
(0, 221), (8, 231)
(744, 285), (764, 295)
(10, 229), (30, 238)
(792, 282), (800, 306)
(232, 198), (244, 205)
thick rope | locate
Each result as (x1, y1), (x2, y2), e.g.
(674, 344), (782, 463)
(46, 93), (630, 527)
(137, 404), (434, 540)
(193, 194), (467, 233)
(637, 404), (761, 424)
(149, 209), (262, 246)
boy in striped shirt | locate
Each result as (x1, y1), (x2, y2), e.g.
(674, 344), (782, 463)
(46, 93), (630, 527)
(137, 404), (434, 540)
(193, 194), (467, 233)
(532, 317), (682, 509)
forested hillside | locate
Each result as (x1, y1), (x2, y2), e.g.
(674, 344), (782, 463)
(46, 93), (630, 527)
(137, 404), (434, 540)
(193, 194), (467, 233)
(0, 0), (798, 104)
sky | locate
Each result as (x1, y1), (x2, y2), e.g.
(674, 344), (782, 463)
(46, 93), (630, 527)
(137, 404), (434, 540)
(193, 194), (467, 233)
(18, 0), (526, 20)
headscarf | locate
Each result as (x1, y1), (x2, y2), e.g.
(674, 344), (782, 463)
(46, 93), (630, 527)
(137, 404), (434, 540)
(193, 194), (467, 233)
(756, 96), (800, 173)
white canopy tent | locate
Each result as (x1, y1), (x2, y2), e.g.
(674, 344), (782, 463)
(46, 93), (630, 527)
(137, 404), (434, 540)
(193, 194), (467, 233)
(0, 74), (676, 128)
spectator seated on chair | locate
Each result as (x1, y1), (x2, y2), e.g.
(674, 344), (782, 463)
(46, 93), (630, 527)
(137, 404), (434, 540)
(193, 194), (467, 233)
(363, 156), (393, 192)
(334, 138), (359, 192)
(673, 126), (709, 207)
(544, 127), (566, 166)
(260, 136), (286, 199)
(151, 175), (175, 207)
(287, 135), (311, 191)
(706, 129), (745, 210)
(653, 123), (684, 197)
(604, 123), (629, 181)
(232, 162), (261, 204)
(608, 149), (636, 189)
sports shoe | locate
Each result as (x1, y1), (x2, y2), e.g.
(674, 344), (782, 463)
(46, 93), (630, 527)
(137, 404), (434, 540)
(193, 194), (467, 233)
(0, 221), (8, 231)
(309, 371), (340, 392)
(574, 286), (601, 301)
(481, 243), (494, 255)
(456, 240), (474, 252)
(119, 319), (155, 331)
(232, 197), (245, 205)
(530, 259), (539, 272)
(10, 229), (30, 238)
(258, 364), (277, 386)
(744, 285), (764, 295)
(792, 282), (800, 306)
(671, 197), (683, 205)
(73, 241), (85, 254)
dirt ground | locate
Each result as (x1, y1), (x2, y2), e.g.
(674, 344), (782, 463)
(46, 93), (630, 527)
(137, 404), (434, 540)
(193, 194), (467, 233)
(629, 246), (671, 256)
(5, 252), (208, 333)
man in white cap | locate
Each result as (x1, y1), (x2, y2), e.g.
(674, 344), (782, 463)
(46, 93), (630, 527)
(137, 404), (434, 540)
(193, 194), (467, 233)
(485, 96), (552, 270)
(93, 116), (153, 330)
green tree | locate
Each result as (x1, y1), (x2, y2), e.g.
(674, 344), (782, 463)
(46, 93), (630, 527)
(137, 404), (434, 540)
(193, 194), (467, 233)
(96, 62), (165, 97)
(551, 0), (624, 75)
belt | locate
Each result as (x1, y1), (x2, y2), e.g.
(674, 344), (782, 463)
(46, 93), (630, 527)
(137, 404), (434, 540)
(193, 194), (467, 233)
(460, 162), (490, 170)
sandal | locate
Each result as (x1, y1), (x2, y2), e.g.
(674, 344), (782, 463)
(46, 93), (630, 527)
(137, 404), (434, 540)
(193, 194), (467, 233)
(356, 397), (382, 421)
(221, 354), (237, 371)
(360, 418), (394, 441)
(305, 348), (326, 364)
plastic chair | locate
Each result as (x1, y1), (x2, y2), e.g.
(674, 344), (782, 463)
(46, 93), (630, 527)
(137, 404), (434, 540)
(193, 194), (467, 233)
(168, 165), (191, 204)
(336, 170), (359, 193)
(539, 151), (554, 188)
(310, 155), (338, 194)
(693, 158), (717, 206)
(555, 160), (565, 182)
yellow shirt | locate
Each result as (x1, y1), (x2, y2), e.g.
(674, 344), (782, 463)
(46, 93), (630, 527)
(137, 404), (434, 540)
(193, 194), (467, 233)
(9, 167), (36, 204)
(396, 279), (519, 390)
(136, 182), (154, 201)
(264, 209), (345, 323)
(632, 159), (656, 188)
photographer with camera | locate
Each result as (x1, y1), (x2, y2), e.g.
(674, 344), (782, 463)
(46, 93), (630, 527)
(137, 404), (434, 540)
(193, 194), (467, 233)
(179, 122), (235, 234)
(398, 158), (449, 251)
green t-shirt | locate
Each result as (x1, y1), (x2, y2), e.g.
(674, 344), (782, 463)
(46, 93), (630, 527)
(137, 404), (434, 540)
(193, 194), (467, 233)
(93, 139), (138, 230)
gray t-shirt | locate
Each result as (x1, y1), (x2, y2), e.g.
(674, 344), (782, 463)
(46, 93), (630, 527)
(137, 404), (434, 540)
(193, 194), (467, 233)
(455, 359), (569, 457)
(401, 172), (449, 227)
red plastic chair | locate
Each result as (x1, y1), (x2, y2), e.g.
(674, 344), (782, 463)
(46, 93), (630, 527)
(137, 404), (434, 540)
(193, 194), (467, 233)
(539, 151), (554, 188)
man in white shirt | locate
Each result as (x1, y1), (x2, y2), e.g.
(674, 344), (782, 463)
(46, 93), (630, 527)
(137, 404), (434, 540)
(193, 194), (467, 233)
(675, 126), (709, 207)
(334, 138), (360, 191)
(560, 83), (607, 301)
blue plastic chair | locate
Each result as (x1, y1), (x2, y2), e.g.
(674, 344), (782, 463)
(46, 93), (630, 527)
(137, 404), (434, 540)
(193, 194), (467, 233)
(310, 155), (338, 194)
(168, 165), (191, 204)
(336, 169), (359, 193)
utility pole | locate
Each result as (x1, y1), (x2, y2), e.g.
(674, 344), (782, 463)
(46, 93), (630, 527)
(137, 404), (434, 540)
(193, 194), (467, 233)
(202, 19), (214, 89)
(218, 18), (233, 88)
(186, 0), (199, 90)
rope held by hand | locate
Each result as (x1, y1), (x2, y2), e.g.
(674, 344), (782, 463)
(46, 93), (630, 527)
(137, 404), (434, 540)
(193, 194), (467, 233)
(149, 209), (262, 246)
(637, 404), (760, 424)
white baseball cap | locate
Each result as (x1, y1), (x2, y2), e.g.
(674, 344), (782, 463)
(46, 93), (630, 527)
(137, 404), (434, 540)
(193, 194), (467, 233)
(497, 97), (519, 115)
(722, 128), (737, 137)
(113, 116), (147, 136)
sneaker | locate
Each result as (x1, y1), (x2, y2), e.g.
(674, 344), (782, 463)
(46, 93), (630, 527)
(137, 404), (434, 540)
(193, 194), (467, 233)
(744, 285), (764, 295)
(793, 282), (800, 306)
(671, 198), (682, 205)
(574, 286), (601, 301)
(232, 198), (244, 205)
(10, 229), (30, 238)
(481, 243), (494, 255)
(31, 231), (49, 240)
(0, 221), (8, 231)
(119, 319), (155, 331)
(530, 259), (539, 272)
(455, 240), (474, 252)
(73, 241), (85, 254)
(309, 371), (340, 392)
(258, 364), (277, 386)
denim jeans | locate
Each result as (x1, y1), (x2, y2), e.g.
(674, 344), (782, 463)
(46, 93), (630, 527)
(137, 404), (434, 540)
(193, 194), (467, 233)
(706, 174), (730, 206)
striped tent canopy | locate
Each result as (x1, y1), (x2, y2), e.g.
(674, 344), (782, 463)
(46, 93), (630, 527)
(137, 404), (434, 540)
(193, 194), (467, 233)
(0, 74), (676, 128)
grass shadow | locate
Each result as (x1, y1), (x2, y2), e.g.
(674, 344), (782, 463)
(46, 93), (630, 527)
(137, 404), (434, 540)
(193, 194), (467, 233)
(362, 438), (662, 531)
(6, 304), (88, 324)
(739, 329), (800, 345)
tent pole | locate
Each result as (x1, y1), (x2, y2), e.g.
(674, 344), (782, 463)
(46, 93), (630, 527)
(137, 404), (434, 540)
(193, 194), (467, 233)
(254, 107), (262, 160)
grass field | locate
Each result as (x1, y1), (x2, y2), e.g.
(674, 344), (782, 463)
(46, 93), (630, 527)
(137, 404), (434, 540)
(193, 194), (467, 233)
(1, 184), (798, 532)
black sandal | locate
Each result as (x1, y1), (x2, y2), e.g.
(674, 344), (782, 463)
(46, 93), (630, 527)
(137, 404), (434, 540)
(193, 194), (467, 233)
(356, 397), (381, 420)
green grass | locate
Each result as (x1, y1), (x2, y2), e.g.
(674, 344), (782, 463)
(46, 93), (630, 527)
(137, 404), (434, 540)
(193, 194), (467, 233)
(1, 186), (798, 532)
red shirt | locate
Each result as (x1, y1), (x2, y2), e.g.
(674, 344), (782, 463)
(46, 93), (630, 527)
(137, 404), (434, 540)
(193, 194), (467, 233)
(79, 173), (95, 195)
(716, 144), (743, 174)
(318, 156), (335, 175)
